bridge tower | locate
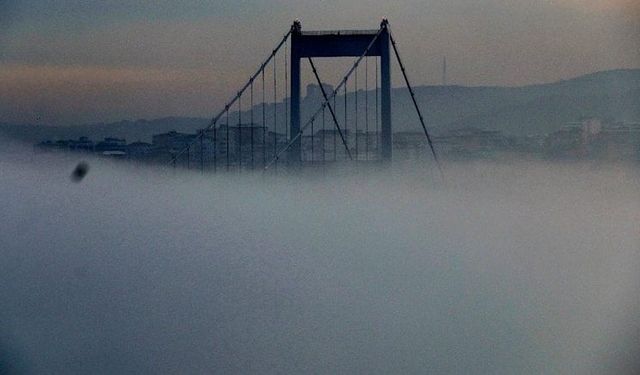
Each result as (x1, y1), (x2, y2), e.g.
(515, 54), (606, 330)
(289, 19), (392, 163)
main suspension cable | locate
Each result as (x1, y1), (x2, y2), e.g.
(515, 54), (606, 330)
(307, 57), (352, 160)
(273, 50), (278, 169)
(225, 106), (230, 170)
(168, 27), (292, 166)
(262, 68), (266, 166)
(365, 56), (369, 160)
(238, 92), (242, 168)
(200, 128), (204, 171)
(285, 39), (289, 140)
(344, 77), (348, 160)
(250, 80), (254, 169)
(389, 30), (444, 178)
(333, 95), (337, 161)
(375, 56), (379, 158)
(355, 63), (358, 160)
(322, 106), (326, 163)
(213, 121), (217, 172)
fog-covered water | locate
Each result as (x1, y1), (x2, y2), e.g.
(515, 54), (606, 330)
(1, 144), (639, 374)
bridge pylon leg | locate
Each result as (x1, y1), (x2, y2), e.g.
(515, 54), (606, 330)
(289, 22), (302, 164)
(380, 22), (392, 162)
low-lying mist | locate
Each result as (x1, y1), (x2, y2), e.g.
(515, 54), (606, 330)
(1, 141), (639, 374)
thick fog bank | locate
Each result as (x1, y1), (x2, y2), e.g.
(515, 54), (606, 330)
(1, 147), (639, 374)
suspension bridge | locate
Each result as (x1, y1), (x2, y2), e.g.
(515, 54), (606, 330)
(169, 19), (441, 174)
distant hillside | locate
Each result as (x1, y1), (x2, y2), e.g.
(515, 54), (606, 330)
(1, 69), (638, 144)
(401, 68), (640, 136)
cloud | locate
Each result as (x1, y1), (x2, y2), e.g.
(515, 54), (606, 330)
(0, 151), (638, 373)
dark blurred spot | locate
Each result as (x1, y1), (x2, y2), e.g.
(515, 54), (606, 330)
(71, 162), (89, 182)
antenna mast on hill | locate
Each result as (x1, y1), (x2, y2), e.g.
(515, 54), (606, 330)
(442, 56), (447, 86)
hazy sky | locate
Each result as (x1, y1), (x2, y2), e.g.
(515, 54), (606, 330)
(1, 0), (639, 125)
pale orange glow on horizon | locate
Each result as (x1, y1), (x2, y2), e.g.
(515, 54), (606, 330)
(0, 64), (240, 86)
(0, 64), (245, 125)
(0, 0), (638, 125)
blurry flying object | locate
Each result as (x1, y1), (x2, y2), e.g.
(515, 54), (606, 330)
(71, 162), (89, 182)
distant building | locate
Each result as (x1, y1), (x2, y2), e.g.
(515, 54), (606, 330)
(588, 122), (640, 160)
(33, 116), (638, 166)
(208, 124), (274, 164)
(72, 137), (95, 151)
(311, 129), (341, 161)
(127, 141), (153, 159)
(35, 137), (95, 152)
(95, 137), (126, 154)
(545, 118), (640, 160)
(306, 83), (334, 100)
(152, 131), (196, 152)
(544, 125), (584, 158)
(35, 140), (61, 152)
(434, 127), (511, 159)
